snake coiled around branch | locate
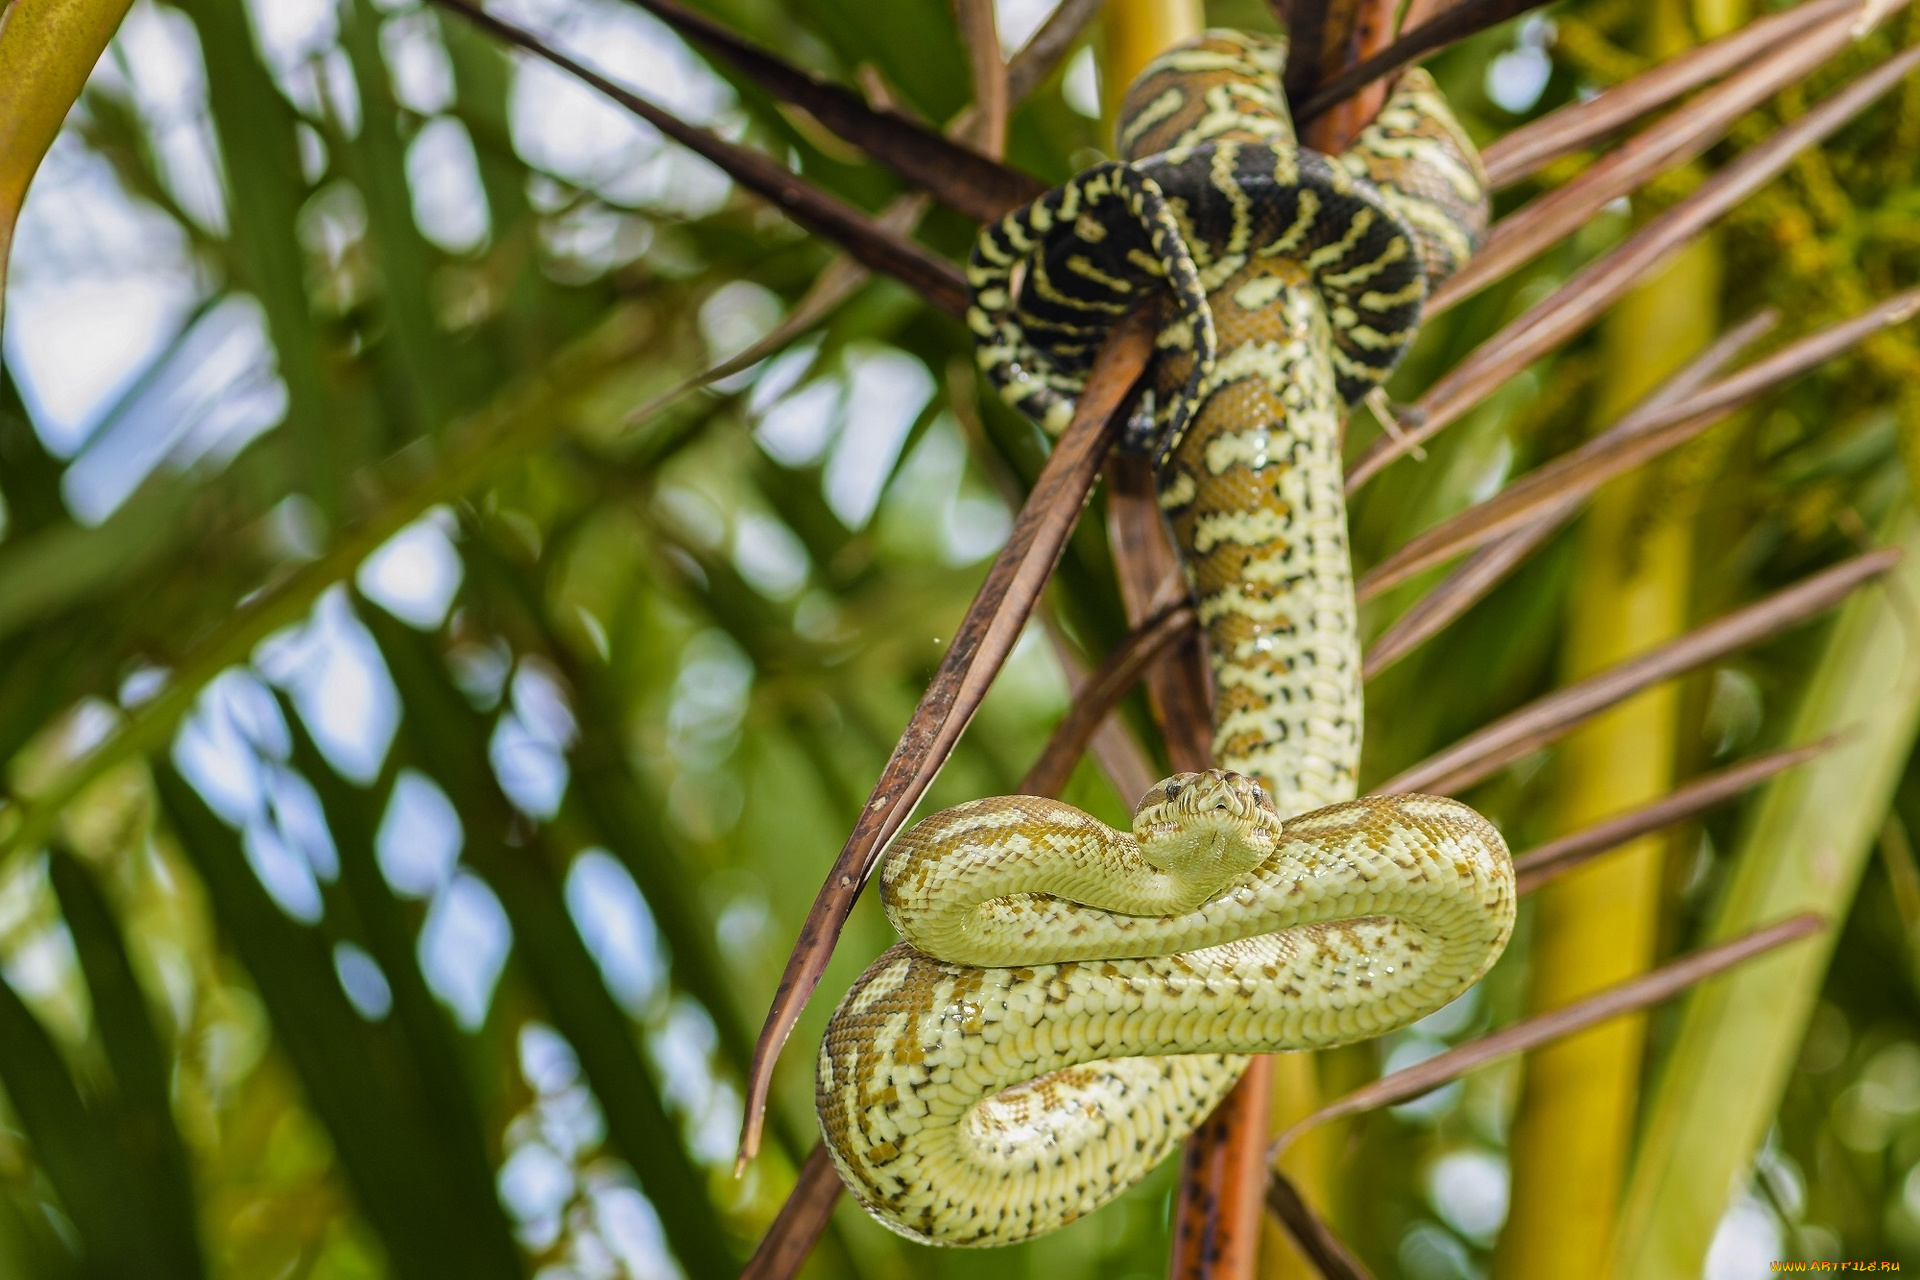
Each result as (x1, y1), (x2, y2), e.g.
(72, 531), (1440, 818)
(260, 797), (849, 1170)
(815, 29), (1513, 1247)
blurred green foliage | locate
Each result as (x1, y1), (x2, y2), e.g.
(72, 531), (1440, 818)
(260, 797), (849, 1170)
(2, 0), (1920, 1276)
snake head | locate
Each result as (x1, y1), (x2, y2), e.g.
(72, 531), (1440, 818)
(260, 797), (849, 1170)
(1131, 770), (1285, 903)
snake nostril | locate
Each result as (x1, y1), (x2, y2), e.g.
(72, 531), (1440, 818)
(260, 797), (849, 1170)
(1165, 783), (1183, 800)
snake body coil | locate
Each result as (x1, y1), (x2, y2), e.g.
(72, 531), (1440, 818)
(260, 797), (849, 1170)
(817, 30), (1510, 1246)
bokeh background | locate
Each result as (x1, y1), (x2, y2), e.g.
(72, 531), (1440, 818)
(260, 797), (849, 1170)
(4, 0), (1920, 1276)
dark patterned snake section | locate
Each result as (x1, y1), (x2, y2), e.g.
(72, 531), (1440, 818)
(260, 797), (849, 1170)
(815, 29), (1507, 1247)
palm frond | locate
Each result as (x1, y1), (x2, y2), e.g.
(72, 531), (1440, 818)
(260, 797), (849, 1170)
(737, 311), (1153, 1164)
(1380, 548), (1898, 794)
(1269, 913), (1825, 1151)
(1351, 42), (1920, 486)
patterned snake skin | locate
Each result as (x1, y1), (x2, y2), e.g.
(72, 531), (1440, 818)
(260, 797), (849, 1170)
(816, 30), (1511, 1246)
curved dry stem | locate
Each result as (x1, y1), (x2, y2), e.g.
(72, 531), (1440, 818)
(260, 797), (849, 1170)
(1358, 291), (1919, 603)
(1436, 8), (1876, 310)
(1348, 44), (1920, 489)
(1267, 914), (1825, 1158)
(1018, 600), (1198, 799)
(615, 0), (1043, 218)
(1359, 309), (1779, 676)
(1480, 0), (1869, 188)
(738, 1145), (842, 1280)
(1376, 549), (1900, 796)
(1511, 738), (1838, 894)
(735, 311), (1155, 1167)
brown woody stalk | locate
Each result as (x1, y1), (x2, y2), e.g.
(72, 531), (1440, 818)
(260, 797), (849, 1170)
(1019, 600), (1198, 798)
(1173, 1056), (1281, 1279)
(1376, 550), (1899, 796)
(737, 1146), (842, 1280)
(1267, 914), (1824, 1156)
(1266, 1173), (1378, 1280)
(737, 310), (1155, 1166)
(1108, 454), (1216, 772)
(1008, 0), (1104, 101)
(1348, 44), (1920, 488)
(953, 0), (1011, 160)
(1294, 0), (1547, 121)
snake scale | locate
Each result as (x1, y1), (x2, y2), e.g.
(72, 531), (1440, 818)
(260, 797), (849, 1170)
(815, 30), (1514, 1246)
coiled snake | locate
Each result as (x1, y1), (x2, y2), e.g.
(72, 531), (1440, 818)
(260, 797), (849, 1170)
(816, 29), (1515, 1246)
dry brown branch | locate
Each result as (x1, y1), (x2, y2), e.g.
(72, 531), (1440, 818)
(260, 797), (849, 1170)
(1268, 914), (1825, 1155)
(1348, 44), (1920, 488)
(1359, 310), (1777, 676)
(738, 1145), (841, 1280)
(1295, 0), (1547, 121)
(1357, 289), (1920, 599)
(736, 310), (1155, 1165)
(429, 0), (972, 315)
(615, 0), (1043, 219)
(1018, 600), (1198, 798)
(1173, 1058), (1281, 1280)
(1375, 550), (1898, 796)
(1480, 0), (1867, 188)
(1265, 1172), (1379, 1280)
(946, 361), (1162, 804)
(1107, 454), (1216, 772)
(1050, 628), (1164, 806)
(1512, 738), (1837, 894)
(1433, 7), (1884, 313)
(1007, 0), (1104, 101)
(1299, 0), (1402, 152)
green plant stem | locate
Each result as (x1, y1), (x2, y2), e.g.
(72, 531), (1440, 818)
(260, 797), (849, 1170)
(1609, 500), (1920, 1278)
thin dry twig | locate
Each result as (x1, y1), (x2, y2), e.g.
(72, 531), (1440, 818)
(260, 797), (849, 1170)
(946, 360), (1162, 804)
(739, 1145), (842, 1280)
(1299, 0), (1401, 152)
(1360, 309), (1778, 676)
(953, 0), (1010, 160)
(1376, 550), (1899, 796)
(1349, 44), (1920, 488)
(1357, 289), (1920, 600)
(1266, 1172), (1378, 1280)
(1481, 0), (1868, 188)
(1268, 914), (1825, 1156)
(1019, 600), (1197, 798)
(737, 311), (1155, 1166)
(615, 0), (1043, 219)
(1512, 738), (1837, 894)
(429, 0), (972, 315)
(1107, 455), (1216, 772)
(1007, 0), (1103, 101)
(1295, 0), (1547, 121)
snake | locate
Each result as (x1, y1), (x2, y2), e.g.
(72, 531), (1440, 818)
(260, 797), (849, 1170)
(814, 29), (1512, 1247)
